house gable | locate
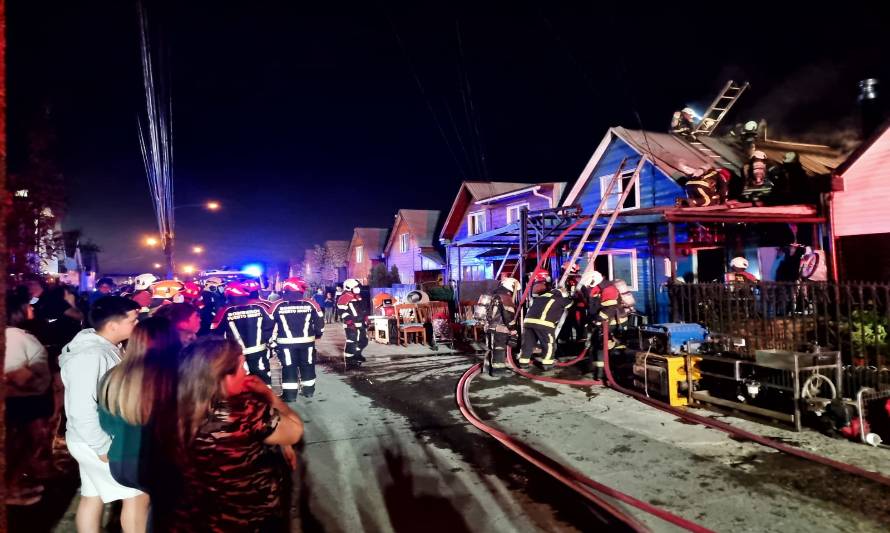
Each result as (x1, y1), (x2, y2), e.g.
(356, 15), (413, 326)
(835, 126), (890, 237)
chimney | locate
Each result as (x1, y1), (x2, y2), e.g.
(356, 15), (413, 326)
(858, 78), (885, 139)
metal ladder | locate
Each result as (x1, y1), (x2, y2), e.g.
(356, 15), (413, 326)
(559, 157), (646, 286)
(693, 80), (749, 136)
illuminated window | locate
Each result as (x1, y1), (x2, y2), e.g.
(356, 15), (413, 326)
(587, 249), (638, 290)
(506, 203), (530, 224)
(15, 189), (29, 198)
(355, 246), (364, 263)
(468, 211), (486, 235)
(598, 169), (640, 211)
(399, 233), (409, 254)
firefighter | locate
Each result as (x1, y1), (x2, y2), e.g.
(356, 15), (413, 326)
(681, 167), (725, 207)
(670, 107), (697, 138)
(582, 270), (628, 380)
(198, 277), (224, 336)
(269, 277), (324, 400)
(150, 280), (183, 309)
(518, 281), (574, 370)
(742, 150), (773, 201)
(485, 277), (520, 377)
(725, 256), (759, 283)
(211, 281), (275, 385)
(338, 278), (369, 368)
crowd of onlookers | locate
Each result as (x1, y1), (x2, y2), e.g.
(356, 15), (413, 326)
(5, 275), (304, 532)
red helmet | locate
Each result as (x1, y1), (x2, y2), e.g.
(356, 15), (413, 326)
(224, 281), (250, 297)
(532, 270), (551, 283)
(241, 279), (261, 294)
(181, 282), (201, 300)
(281, 277), (307, 293)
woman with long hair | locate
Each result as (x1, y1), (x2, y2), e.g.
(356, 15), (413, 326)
(98, 316), (182, 530)
(173, 337), (303, 532)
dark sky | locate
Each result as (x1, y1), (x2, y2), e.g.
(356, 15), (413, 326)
(8, 2), (890, 274)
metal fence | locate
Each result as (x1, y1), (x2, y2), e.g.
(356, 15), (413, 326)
(669, 282), (890, 368)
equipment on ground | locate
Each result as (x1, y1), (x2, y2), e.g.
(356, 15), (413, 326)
(638, 323), (708, 355)
(405, 290), (430, 304)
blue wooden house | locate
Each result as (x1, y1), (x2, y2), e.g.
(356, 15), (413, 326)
(562, 127), (844, 321)
(440, 181), (566, 283)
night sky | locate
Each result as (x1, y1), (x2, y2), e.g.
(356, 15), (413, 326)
(7, 2), (889, 274)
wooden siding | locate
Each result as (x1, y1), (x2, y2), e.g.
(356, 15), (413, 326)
(571, 138), (684, 214)
(834, 128), (890, 237)
(386, 217), (417, 284)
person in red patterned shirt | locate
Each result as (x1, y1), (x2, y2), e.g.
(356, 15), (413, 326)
(173, 337), (304, 532)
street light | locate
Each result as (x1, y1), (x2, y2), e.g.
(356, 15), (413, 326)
(192, 246), (204, 254)
(174, 201), (221, 211)
(206, 201), (220, 211)
(145, 236), (159, 247)
(153, 263), (162, 269)
(182, 265), (196, 275)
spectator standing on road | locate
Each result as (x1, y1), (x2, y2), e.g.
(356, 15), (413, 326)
(59, 296), (148, 533)
(313, 288), (326, 309)
(334, 285), (344, 322)
(5, 291), (53, 506)
(323, 292), (335, 324)
(88, 277), (115, 308)
(172, 337), (304, 531)
(99, 316), (182, 530)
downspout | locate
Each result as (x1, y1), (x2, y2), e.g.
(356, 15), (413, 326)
(531, 186), (553, 208)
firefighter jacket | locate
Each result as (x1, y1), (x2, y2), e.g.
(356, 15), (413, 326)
(523, 288), (573, 330)
(670, 112), (694, 136)
(684, 169), (724, 207)
(337, 292), (369, 327)
(487, 286), (517, 331)
(270, 299), (325, 347)
(210, 304), (274, 356)
(587, 282), (627, 326)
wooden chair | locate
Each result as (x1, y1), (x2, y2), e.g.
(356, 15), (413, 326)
(460, 304), (484, 342)
(395, 304), (427, 346)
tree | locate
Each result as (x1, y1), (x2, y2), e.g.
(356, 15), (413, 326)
(321, 240), (348, 284)
(388, 265), (402, 286)
(369, 263), (390, 288)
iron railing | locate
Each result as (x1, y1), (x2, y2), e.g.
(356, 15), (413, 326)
(669, 282), (890, 368)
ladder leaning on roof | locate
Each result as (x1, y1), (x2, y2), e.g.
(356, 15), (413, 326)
(693, 80), (749, 136)
(558, 157), (646, 286)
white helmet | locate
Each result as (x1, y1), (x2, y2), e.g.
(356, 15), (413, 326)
(134, 273), (158, 291)
(344, 278), (361, 293)
(730, 257), (749, 270)
(681, 107), (695, 116)
(500, 277), (521, 294)
(752, 150), (767, 160)
(579, 270), (604, 288)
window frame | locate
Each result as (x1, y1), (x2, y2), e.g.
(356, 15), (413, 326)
(399, 233), (409, 254)
(586, 249), (638, 291)
(355, 245), (364, 264)
(467, 211), (486, 236)
(598, 168), (641, 212)
(506, 202), (530, 224)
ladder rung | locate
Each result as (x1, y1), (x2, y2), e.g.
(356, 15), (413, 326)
(712, 107), (727, 112)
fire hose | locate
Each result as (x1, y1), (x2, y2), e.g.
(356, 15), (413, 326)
(457, 212), (890, 529)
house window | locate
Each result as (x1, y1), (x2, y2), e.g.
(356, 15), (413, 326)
(461, 264), (488, 281)
(355, 245), (364, 264)
(399, 233), (409, 254)
(587, 249), (638, 291)
(598, 169), (640, 211)
(468, 211), (486, 236)
(506, 203), (530, 224)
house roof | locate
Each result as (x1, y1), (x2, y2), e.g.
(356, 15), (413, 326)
(440, 180), (564, 240)
(350, 227), (388, 257)
(565, 126), (847, 206)
(384, 209), (442, 253)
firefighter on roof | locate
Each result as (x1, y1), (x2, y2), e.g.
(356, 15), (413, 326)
(270, 277), (324, 400)
(518, 279), (574, 370)
(211, 281), (275, 384)
(485, 277), (520, 377)
(670, 107), (697, 138)
(338, 278), (369, 368)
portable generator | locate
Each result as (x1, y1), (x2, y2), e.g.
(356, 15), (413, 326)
(632, 352), (701, 406)
(638, 323), (708, 355)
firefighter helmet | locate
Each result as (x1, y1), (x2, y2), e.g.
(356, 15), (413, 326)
(241, 279), (261, 294)
(561, 263), (580, 275)
(744, 120), (758, 132)
(152, 280), (183, 300)
(500, 277), (521, 294)
(579, 270), (604, 288)
(752, 150), (767, 160)
(730, 257), (749, 270)
(681, 107), (695, 116)
(181, 282), (201, 300)
(281, 277), (308, 293)
(344, 279), (361, 293)
(203, 276), (223, 290)
(224, 281), (250, 298)
(134, 273), (158, 291)
(532, 270), (551, 283)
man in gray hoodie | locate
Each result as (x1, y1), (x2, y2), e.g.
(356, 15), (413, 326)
(60, 296), (146, 532)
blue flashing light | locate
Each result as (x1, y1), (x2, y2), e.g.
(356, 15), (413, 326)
(242, 264), (264, 278)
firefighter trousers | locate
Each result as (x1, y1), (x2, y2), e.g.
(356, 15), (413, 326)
(246, 351), (272, 385)
(277, 345), (317, 400)
(519, 325), (556, 366)
(345, 325), (368, 360)
(487, 331), (509, 375)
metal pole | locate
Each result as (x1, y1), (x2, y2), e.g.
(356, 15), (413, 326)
(668, 222), (678, 322)
(455, 245), (462, 307)
(519, 207), (528, 294)
(164, 232), (175, 279)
